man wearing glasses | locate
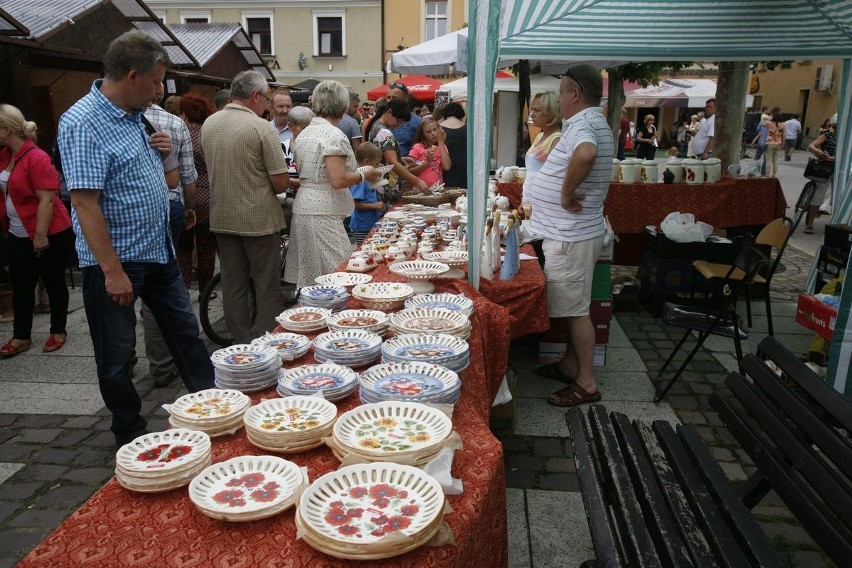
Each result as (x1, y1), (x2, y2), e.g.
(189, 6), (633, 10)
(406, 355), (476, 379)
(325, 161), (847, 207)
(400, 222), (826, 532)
(527, 64), (614, 408)
(200, 70), (290, 343)
(386, 81), (421, 156)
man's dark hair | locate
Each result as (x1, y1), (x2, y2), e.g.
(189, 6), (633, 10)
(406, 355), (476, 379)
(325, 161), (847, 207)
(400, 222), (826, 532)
(383, 98), (412, 122)
(103, 30), (169, 80)
(440, 102), (465, 120)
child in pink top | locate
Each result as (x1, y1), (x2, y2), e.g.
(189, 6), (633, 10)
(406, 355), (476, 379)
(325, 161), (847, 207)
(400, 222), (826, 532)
(408, 117), (451, 188)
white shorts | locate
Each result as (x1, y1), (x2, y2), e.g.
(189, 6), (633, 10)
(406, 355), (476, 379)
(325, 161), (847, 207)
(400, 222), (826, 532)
(542, 236), (605, 318)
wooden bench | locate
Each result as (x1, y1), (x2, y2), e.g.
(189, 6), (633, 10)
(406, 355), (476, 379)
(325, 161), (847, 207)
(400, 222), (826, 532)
(567, 404), (781, 567)
(710, 335), (852, 565)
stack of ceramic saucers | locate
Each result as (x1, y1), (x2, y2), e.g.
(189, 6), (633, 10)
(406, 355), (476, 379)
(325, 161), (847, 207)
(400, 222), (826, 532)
(189, 455), (306, 522)
(243, 396), (338, 453)
(381, 333), (470, 372)
(313, 329), (382, 367)
(326, 309), (390, 337)
(358, 361), (461, 404)
(251, 332), (312, 362)
(211, 345), (281, 392)
(296, 462), (446, 560)
(167, 389), (250, 436)
(115, 429), (212, 493)
(276, 307), (332, 333)
(404, 292), (474, 316)
(390, 307), (471, 339)
(330, 401), (452, 466)
(299, 284), (349, 312)
(277, 363), (359, 402)
(351, 282), (415, 312)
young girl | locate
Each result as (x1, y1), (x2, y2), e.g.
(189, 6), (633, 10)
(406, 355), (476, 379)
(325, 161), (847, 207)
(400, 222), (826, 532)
(348, 143), (385, 245)
(408, 117), (451, 188)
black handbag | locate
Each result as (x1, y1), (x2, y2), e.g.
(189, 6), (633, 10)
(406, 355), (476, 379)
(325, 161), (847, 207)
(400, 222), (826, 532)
(804, 158), (835, 183)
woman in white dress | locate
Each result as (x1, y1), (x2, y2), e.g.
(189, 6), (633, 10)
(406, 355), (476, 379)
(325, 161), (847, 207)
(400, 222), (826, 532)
(284, 81), (381, 288)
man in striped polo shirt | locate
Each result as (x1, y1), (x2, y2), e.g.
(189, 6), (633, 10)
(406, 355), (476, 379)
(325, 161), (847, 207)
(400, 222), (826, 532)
(527, 64), (614, 407)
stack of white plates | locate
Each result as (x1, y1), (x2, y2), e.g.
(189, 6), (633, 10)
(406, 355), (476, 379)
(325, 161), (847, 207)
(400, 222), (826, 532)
(167, 389), (251, 436)
(315, 272), (372, 289)
(351, 282), (415, 312)
(313, 329), (382, 367)
(330, 401), (452, 466)
(297, 462), (446, 560)
(251, 332), (312, 362)
(422, 250), (468, 268)
(359, 361), (461, 404)
(243, 396), (338, 453)
(276, 307), (332, 333)
(326, 309), (390, 336)
(404, 292), (474, 316)
(299, 284), (349, 312)
(115, 429), (212, 493)
(390, 307), (471, 339)
(211, 345), (281, 392)
(381, 333), (470, 372)
(189, 455), (306, 522)
(277, 363), (359, 402)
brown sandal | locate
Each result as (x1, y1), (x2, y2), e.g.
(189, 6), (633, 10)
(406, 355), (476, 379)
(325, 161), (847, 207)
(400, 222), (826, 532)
(533, 361), (576, 384)
(547, 383), (601, 407)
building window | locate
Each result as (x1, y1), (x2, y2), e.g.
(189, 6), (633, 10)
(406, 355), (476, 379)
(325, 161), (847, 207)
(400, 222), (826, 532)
(313, 10), (346, 57)
(425, 0), (448, 41)
(180, 11), (210, 24)
(242, 11), (275, 56)
(152, 11), (166, 23)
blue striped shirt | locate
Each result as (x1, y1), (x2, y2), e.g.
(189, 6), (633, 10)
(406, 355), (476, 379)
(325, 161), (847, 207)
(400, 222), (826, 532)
(58, 80), (171, 267)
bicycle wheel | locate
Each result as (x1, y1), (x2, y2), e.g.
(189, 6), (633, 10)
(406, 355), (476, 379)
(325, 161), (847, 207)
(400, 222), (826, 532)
(795, 181), (817, 212)
(199, 273), (257, 347)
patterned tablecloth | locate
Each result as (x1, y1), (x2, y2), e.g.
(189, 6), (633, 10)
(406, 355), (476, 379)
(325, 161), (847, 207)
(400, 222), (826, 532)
(498, 177), (788, 235)
(19, 248), (550, 567)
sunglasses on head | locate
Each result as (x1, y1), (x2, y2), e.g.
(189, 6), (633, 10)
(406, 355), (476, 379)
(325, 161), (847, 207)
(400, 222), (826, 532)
(563, 69), (584, 94)
(389, 81), (409, 93)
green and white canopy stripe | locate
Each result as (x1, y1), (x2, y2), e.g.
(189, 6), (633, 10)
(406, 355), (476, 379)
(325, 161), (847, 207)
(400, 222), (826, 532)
(465, 0), (852, 393)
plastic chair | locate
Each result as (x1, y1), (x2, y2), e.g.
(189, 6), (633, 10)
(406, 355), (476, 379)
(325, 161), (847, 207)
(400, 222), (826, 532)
(654, 247), (768, 403)
(692, 216), (793, 336)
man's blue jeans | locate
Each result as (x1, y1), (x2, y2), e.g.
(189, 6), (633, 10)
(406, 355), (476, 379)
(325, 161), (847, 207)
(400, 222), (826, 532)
(83, 258), (214, 445)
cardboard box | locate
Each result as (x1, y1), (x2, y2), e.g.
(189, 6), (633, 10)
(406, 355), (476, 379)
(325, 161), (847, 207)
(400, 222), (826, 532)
(639, 252), (695, 293)
(824, 224), (852, 255)
(490, 367), (518, 433)
(593, 262), (612, 282)
(795, 294), (837, 341)
(539, 342), (607, 367)
(541, 322), (610, 346)
(590, 299), (614, 323)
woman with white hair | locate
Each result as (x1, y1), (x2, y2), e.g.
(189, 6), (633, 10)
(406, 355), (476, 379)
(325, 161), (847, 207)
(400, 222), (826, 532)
(283, 81), (381, 287)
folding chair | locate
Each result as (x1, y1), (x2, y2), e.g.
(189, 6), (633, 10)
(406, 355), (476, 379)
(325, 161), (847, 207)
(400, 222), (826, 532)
(692, 216), (792, 336)
(654, 246), (768, 403)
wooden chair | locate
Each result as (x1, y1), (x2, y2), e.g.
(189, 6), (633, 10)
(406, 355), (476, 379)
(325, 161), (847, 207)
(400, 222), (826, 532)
(692, 217), (792, 336)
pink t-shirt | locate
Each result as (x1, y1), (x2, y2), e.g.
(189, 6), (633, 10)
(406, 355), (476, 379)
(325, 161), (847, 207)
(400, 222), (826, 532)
(409, 143), (449, 187)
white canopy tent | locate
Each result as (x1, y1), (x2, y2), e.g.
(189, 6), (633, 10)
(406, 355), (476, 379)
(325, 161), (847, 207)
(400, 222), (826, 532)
(441, 73), (561, 101)
(465, 0), (852, 390)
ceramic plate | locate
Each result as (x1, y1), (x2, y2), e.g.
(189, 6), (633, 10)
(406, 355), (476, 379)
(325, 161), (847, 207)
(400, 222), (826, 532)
(189, 455), (304, 514)
(251, 333), (311, 353)
(315, 272), (373, 288)
(169, 389), (250, 421)
(243, 396), (337, 433)
(210, 345), (279, 368)
(381, 333), (468, 362)
(404, 293), (473, 313)
(299, 462), (444, 543)
(313, 329), (382, 354)
(279, 363), (358, 393)
(351, 282), (415, 301)
(391, 308), (468, 333)
(326, 310), (389, 329)
(359, 362), (460, 399)
(387, 261), (450, 280)
(334, 401), (451, 455)
(116, 429), (211, 473)
(276, 307), (332, 325)
(300, 285), (348, 300)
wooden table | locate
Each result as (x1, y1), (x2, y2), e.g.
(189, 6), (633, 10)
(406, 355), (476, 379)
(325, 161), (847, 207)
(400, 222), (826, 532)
(20, 249), (550, 568)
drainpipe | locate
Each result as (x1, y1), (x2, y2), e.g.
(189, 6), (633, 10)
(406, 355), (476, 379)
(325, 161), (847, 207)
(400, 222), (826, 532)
(381, 0), (387, 85)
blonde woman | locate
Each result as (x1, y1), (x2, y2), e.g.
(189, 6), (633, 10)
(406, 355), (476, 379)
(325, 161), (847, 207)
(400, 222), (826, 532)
(523, 91), (562, 200)
(636, 114), (658, 160)
(0, 105), (73, 357)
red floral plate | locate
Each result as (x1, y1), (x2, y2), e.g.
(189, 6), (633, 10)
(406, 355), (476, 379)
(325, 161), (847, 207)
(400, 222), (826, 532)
(115, 429), (211, 475)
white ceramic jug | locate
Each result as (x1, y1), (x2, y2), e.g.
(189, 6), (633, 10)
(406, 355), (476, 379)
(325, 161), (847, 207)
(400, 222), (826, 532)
(705, 158), (722, 183)
(667, 159), (685, 183)
(683, 159), (704, 185)
(610, 159), (621, 183)
(641, 160), (659, 184)
(620, 160), (640, 183)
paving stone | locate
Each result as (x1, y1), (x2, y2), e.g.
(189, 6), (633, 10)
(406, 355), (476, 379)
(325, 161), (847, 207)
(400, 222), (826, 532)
(693, 425), (716, 444)
(16, 415), (66, 428)
(753, 505), (796, 521)
(704, 412), (724, 426)
(718, 462), (747, 482)
(792, 550), (830, 567)
(690, 383), (714, 395)
(498, 435), (530, 454)
(545, 458), (575, 473)
(507, 456), (543, 471)
(538, 472), (577, 491)
(668, 395), (700, 410)
(53, 429), (93, 448)
(0, 557), (20, 568)
(31, 448), (78, 465)
(0, 415), (16, 427)
(505, 469), (536, 489)
(0, 529), (50, 554)
(70, 449), (113, 469)
(33, 484), (95, 509)
(6, 507), (70, 529)
(62, 416), (101, 429)
(532, 438), (563, 458)
(0, 431), (17, 445)
(61, 467), (112, 486)
(0, 482), (42, 501)
(0, 501), (21, 523)
(677, 411), (707, 425)
(759, 520), (817, 547)
(709, 447), (734, 462)
(86, 431), (116, 448)
(14, 429), (64, 444)
(18, 464), (68, 481)
(0, 445), (37, 462)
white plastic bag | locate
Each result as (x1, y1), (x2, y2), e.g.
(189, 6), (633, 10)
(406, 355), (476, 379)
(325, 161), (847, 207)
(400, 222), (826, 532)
(660, 212), (713, 243)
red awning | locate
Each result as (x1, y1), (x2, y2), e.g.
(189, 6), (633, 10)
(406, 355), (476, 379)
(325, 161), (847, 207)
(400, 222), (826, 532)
(367, 75), (444, 102)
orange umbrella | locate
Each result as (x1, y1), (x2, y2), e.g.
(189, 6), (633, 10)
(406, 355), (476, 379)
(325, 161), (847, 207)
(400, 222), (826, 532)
(366, 75), (444, 102)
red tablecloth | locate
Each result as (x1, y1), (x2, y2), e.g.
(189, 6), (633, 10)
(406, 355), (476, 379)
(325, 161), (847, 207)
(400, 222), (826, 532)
(498, 177), (787, 235)
(20, 257), (548, 568)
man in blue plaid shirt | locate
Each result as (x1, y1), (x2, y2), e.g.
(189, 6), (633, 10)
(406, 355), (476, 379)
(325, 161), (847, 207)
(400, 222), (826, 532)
(57, 30), (214, 447)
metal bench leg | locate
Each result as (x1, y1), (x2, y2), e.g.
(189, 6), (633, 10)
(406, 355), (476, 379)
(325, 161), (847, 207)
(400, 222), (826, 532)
(743, 284), (753, 327)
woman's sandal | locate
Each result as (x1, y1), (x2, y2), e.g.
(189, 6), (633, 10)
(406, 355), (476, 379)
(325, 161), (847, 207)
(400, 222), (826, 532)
(547, 383), (602, 407)
(533, 361), (576, 384)
(43, 334), (67, 353)
(0, 339), (32, 358)
(804, 226), (815, 234)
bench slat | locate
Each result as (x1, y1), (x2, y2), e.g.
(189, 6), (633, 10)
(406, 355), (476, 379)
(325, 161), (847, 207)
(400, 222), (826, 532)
(678, 425), (783, 568)
(614, 416), (714, 567)
(567, 407), (622, 567)
(711, 391), (852, 564)
(653, 420), (754, 567)
(588, 405), (663, 567)
(726, 372), (852, 530)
